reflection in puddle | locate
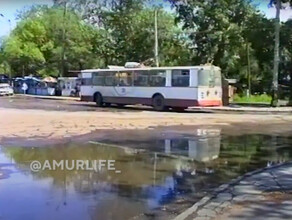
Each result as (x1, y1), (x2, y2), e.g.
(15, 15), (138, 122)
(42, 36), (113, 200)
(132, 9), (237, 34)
(0, 129), (292, 220)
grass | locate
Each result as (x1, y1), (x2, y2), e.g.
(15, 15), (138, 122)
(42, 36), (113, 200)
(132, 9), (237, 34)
(233, 94), (272, 104)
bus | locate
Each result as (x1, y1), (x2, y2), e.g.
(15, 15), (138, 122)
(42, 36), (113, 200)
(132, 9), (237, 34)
(80, 65), (222, 111)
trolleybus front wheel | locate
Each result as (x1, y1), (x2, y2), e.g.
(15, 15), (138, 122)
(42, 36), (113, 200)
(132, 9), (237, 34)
(94, 92), (103, 107)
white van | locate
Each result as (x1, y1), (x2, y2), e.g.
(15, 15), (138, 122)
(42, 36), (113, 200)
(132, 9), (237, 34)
(0, 83), (14, 96)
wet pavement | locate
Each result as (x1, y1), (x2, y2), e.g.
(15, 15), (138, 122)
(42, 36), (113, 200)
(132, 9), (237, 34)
(183, 163), (292, 220)
(1, 96), (292, 220)
(1, 130), (292, 220)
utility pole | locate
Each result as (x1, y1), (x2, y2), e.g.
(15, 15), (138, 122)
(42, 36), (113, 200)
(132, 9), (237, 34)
(272, 0), (281, 107)
(22, 65), (25, 78)
(60, 1), (67, 77)
(154, 9), (159, 67)
(8, 19), (12, 79)
(247, 42), (251, 97)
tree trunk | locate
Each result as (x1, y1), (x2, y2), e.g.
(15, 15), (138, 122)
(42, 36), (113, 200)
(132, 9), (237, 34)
(289, 68), (292, 105)
(247, 42), (252, 96)
(271, 0), (281, 107)
(154, 10), (159, 67)
(60, 1), (67, 77)
(79, 62), (83, 71)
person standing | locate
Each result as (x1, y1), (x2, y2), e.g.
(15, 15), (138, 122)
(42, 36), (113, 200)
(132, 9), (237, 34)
(22, 82), (28, 94)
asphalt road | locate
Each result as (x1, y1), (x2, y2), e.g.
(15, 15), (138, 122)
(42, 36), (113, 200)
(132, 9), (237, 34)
(2, 95), (291, 114)
(0, 95), (211, 113)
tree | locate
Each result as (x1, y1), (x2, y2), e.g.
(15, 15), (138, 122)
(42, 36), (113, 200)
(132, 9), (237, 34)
(73, 0), (191, 66)
(3, 1), (192, 78)
(168, 0), (262, 80)
(242, 13), (275, 93)
(3, 18), (47, 77)
(0, 37), (10, 75)
(2, 7), (104, 77)
(169, 0), (292, 99)
(269, 0), (292, 106)
(280, 19), (292, 104)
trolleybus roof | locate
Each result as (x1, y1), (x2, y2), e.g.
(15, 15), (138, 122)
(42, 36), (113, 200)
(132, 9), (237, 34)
(81, 65), (220, 73)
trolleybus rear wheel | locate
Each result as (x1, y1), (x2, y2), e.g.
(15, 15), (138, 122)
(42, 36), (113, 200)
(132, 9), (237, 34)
(152, 94), (166, 111)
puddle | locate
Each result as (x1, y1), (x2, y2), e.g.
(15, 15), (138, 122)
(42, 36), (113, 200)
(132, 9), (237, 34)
(0, 129), (292, 220)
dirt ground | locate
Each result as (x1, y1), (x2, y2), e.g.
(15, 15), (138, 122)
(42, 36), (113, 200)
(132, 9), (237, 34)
(1, 96), (292, 146)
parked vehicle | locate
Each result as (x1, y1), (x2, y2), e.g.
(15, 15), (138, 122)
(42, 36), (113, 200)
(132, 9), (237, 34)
(0, 83), (14, 96)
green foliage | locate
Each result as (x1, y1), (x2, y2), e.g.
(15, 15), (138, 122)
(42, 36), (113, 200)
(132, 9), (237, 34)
(233, 94), (272, 103)
(82, 2), (191, 66)
(169, 0), (254, 66)
(0, 1), (191, 77)
(1, 7), (105, 77)
(280, 19), (292, 102)
(168, 0), (291, 97)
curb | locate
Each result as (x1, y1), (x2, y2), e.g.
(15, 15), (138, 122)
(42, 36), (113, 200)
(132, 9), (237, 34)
(196, 107), (292, 114)
(15, 94), (80, 101)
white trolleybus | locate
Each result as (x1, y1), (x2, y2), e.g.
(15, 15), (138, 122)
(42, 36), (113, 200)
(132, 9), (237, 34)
(80, 64), (222, 111)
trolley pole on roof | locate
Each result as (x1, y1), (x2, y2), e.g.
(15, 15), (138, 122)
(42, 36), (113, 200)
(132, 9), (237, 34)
(154, 9), (159, 67)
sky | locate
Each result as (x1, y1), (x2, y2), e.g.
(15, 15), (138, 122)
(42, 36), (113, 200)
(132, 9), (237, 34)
(0, 0), (291, 37)
(0, 0), (52, 37)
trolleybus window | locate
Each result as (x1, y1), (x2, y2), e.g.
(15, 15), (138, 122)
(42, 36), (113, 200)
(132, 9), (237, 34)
(105, 71), (118, 86)
(149, 70), (166, 87)
(118, 71), (133, 86)
(171, 70), (190, 87)
(134, 70), (149, 86)
(92, 72), (105, 86)
(198, 69), (221, 87)
(81, 76), (92, 85)
(198, 69), (210, 86)
(214, 69), (222, 86)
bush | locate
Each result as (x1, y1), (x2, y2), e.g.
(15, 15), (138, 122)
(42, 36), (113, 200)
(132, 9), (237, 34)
(233, 94), (272, 103)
